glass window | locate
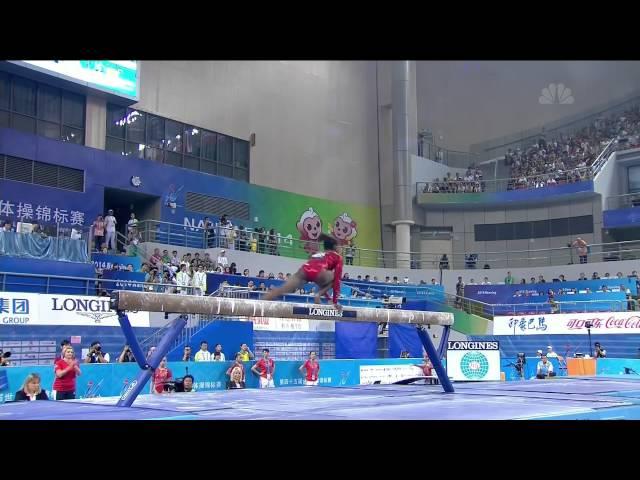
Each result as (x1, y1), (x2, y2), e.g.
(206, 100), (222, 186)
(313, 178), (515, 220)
(106, 103), (126, 138)
(569, 215), (593, 235)
(165, 119), (183, 153)
(629, 166), (640, 193)
(125, 109), (145, 143)
(184, 126), (201, 157)
(11, 114), (36, 134)
(217, 134), (233, 165)
(62, 92), (84, 128)
(0, 72), (9, 110)
(183, 156), (199, 172)
(496, 223), (515, 241)
(37, 120), (61, 140)
(146, 114), (164, 148)
(106, 137), (125, 155)
(62, 126), (83, 145)
(145, 146), (163, 163)
(12, 77), (36, 116)
(532, 220), (550, 239)
(549, 218), (569, 237)
(474, 224), (496, 242)
(233, 138), (249, 169)
(0, 110), (8, 129)
(513, 221), (533, 240)
(218, 164), (233, 178)
(200, 159), (216, 175)
(233, 167), (249, 182)
(38, 85), (61, 122)
(202, 130), (217, 161)
(125, 141), (145, 158)
(165, 151), (182, 167)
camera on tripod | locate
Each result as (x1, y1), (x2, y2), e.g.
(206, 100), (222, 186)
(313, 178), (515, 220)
(515, 352), (526, 374)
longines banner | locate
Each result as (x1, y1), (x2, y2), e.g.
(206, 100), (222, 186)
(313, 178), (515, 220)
(0, 293), (150, 327)
(494, 312), (640, 335)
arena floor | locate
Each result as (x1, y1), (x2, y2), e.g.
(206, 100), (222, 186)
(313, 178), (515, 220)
(2, 376), (640, 420)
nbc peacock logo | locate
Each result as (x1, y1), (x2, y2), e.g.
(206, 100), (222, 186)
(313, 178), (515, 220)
(539, 83), (574, 105)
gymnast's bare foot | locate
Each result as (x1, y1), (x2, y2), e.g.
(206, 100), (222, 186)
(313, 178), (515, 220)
(314, 294), (322, 304)
(333, 303), (343, 312)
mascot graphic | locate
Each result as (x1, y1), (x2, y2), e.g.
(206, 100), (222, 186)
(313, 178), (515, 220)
(331, 212), (358, 246)
(296, 208), (323, 254)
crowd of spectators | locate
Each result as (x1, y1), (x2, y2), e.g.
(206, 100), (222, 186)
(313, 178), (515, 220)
(423, 105), (640, 194)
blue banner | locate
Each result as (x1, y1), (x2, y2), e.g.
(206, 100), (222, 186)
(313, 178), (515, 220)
(92, 253), (141, 272)
(0, 358), (423, 403)
(100, 270), (146, 292)
(335, 322), (378, 359)
(465, 279), (635, 315)
(344, 281), (445, 302)
(389, 324), (424, 358)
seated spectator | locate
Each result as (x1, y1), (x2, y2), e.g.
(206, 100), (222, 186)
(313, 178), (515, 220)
(595, 342), (607, 358)
(237, 343), (255, 361)
(15, 373), (49, 401)
(182, 374), (195, 392)
(258, 282), (267, 291)
(257, 270), (265, 279)
(150, 248), (163, 268)
(118, 345), (136, 363)
(579, 272), (587, 281)
(481, 277), (491, 285)
(243, 268), (250, 276)
(546, 346), (560, 359)
(529, 277), (536, 284)
(227, 367), (246, 389)
(84, 341), (110, 363)
(536, 354), (555, 379)
(592, 272), (600, 280)
(251, 348), (276, 389)
(151, 357), (173, 394)
(182, 345), (193, 362)
(504, 272), (515, 284)
(213, 343), (226, 361)
(559, 274), (566, 282)
(226, 354), (246, 381)
(170, 250), (180, 268)
(538, 275), (546, 284)
(195, 341), (211, 362)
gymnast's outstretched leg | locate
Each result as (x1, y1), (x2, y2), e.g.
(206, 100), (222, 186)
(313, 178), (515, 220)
(313, 270), (334, 304)
(263, 270), (305, 301)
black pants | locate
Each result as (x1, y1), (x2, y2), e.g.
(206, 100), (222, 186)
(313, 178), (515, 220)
(55, 390), (76, 400)
(345, 256), (353, 265)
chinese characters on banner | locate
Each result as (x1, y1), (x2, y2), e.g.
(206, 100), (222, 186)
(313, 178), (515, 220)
(0, 200), (85, 225)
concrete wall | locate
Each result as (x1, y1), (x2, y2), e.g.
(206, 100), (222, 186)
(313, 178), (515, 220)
(423, 197), (603, 268)
(133, 61), (380, 207)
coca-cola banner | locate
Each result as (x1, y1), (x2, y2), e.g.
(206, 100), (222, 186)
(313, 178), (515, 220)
(494, 311), (640, 335)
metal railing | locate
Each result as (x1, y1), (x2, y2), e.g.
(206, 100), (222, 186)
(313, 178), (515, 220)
(129, 217), (640, 269)
(416, 166), (593, 196)
(606, 192), (640, 211)
(417, 142), (480, 168)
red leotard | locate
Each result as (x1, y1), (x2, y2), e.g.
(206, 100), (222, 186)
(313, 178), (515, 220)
(302, 250), (343, 304)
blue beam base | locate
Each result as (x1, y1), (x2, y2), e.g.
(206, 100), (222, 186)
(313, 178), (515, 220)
(116, 313), (188, 407)
(416, 326), (455, 393)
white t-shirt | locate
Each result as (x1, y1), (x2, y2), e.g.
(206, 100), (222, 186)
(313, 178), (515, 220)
(127, 218), (138, 232)
(537, 360), (554, 375)
(194, 350), (211, 362)
(217, 255), (229, 268)
(105, 215), (117, 232)
(193, 271), (207, 290)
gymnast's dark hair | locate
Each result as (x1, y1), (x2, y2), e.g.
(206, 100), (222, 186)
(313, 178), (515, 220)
(319, 233), (337, 251)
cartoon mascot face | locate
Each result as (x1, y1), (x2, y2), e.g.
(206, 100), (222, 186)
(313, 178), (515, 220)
(331, 213), (357, 245)
(297, 208), (322, 241)
(297, 208), (323, 254)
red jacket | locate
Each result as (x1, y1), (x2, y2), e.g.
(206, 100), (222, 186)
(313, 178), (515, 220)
(302, 251), (343, 304)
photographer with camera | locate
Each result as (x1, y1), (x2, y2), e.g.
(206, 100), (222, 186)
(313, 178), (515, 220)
(118, 345), (136, 363)
(536, 354), (555, 379)
(84, 341), (110, 363)
(0, 349), (11, 367)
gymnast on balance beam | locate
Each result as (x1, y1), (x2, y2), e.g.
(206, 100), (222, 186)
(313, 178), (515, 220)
(263, 233), (344, 310)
